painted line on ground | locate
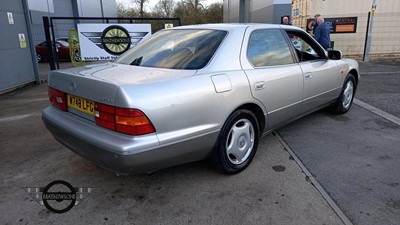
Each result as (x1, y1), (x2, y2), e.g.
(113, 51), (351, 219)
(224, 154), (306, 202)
(18, 97), (49, 104)
(0, 113), (40, 123)
(1, 97), (48, 104)
(354, 98), (400, 126)
(274, 132), (353, 225)
(360, 71), (400, 75)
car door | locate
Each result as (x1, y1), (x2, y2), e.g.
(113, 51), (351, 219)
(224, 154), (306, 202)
(56, 41), (70, 61)
(241, 28), (303, 130)
(285, 29), (342, 113)
(35, 42), (48, 61)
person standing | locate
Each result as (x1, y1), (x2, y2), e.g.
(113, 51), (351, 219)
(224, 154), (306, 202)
(281, 16), (292, 25)
(312, 14), (321, 35)
(314, 16), (331, 50)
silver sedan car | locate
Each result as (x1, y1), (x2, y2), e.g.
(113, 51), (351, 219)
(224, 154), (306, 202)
(42, 24), (359, 175)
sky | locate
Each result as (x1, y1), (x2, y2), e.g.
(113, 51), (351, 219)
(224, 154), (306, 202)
(116, 0), (223, 11)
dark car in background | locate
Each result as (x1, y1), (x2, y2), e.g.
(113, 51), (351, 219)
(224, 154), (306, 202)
(35, 38), (81, 63)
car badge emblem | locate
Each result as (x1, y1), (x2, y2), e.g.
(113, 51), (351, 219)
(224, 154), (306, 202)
(69, 82), (77, 91)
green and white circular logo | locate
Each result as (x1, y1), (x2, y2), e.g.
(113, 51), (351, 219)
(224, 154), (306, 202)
(101, 25), (131, 55)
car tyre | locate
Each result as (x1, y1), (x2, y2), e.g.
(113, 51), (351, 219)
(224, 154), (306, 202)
(214, 109), (259, 174)
(74, 52), (81, 62)
(37, 53), (43, 62)
(331, 74), (356, 114)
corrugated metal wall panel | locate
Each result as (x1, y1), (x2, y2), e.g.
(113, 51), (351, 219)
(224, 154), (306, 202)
(0, 0), (36, 92)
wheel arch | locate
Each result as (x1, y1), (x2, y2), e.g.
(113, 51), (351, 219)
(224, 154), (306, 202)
(349, 69), (359, 86)
(235, 103), (266, 135)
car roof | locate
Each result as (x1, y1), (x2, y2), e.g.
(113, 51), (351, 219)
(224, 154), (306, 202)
(170, 23), (304, 32)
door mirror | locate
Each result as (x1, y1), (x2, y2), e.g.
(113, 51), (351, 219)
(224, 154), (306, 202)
(327, 50), (342, 60)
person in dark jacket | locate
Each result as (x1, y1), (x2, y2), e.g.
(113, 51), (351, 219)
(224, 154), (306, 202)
(312, 14), (321, 35)
(314, 16), (331, 50)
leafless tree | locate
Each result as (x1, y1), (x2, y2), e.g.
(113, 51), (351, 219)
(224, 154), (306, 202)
(174, 0), (207, 24)
(183, 0), (204, 21)
(203, 2), (223, 23)
(117, 3), (140, 17)
(117, 0), (223, 26)
(153, 0), (175, 18)
(133, 0), (148, 18)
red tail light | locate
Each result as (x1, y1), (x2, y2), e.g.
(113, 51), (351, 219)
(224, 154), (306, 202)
(95, 103), (155, 135)
(47, 88), (154, 136)
(115, 108), (156, 135)
(94, 103), (115, 130)
(48, 87), (67, 111)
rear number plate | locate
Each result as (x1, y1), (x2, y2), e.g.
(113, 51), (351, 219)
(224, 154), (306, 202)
(67, 95), (94, 115)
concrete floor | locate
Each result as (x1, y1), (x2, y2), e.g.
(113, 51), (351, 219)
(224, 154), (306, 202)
(0, 84), (343, 224)
(1, 60), (399, 224)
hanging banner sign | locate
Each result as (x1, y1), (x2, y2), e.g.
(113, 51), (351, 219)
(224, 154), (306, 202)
(78, 24), (152, 61)
(68, 28), (84, 67)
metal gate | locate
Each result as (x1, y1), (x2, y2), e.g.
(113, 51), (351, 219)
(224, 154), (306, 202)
(42, 16), (181, 70)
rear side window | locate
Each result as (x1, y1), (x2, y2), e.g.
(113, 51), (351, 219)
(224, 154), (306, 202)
(116, 29), (227, 70)
(247, 29), (294, 67)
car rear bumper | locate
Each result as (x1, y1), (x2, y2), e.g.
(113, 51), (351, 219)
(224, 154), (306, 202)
(42, 106), (219, 175)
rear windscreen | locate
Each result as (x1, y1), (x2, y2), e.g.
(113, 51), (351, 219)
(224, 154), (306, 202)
(115, 29), (227, 70)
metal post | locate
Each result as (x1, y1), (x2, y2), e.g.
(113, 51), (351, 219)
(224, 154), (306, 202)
(71, 0), (80, 28)
(100, 0), (104, 18)
(364, 0), (377, 62)
(49, 18), (60, 69)
(43, 16), (56, 70)
(22, 0), (40, 83)
(363, 12), (371, 61)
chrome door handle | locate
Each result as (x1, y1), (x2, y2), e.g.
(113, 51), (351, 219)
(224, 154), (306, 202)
(255, 81), (266, 90)
(305, 72), (313, 80)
